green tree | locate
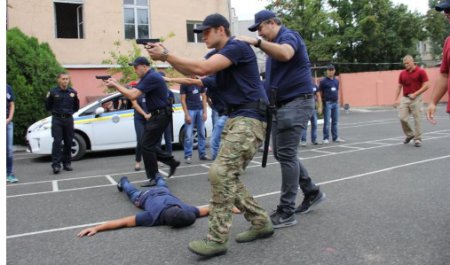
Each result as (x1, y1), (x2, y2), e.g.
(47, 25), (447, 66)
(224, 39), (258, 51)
(268, 0), (427, 72)
(6, 28), (65, 145)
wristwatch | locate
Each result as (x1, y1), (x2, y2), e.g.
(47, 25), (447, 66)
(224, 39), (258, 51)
(255, 37), (262, 48)
(161, 48), (169, 62)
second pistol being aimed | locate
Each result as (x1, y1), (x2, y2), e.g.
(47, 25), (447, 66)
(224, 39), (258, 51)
(136, 38), (161, 45)
(95, 75), (112, 80)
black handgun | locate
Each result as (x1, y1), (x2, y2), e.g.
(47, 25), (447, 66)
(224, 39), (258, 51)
(136, 38), (161, 45)
(95, 75), (112, 80)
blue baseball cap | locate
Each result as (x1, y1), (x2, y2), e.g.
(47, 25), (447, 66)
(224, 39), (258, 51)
(162, 206), (196, 228)
(193, 13), (230, 33)
(248, 10), (276, 32)
(436, 0), (450, 11)
(128, 56), (150, 66)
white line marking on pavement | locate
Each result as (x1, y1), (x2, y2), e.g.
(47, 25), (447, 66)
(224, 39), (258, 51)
(251, 160), (262, 165)
(337, 145), (365, 150)
(7, 131), (450, 198)
(309, 149), (336, 154)
(105, 175), (117, 185)
(200, 164), (211, 169)
(7, 154), (450, 240)
(7, 222), (105, 239)
(52, 181), (58, 192)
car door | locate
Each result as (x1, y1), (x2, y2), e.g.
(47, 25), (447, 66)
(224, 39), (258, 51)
(91, 96), (136, 150)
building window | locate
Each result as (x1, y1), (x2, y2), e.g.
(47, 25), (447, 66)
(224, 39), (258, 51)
(186, 22), (204, 43)
(124, 0), (149, 39)
(54, 1), (84, 39)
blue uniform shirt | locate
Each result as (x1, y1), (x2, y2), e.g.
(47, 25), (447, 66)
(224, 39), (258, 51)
(265, 26), (313, 102)
(134, 94), (148, 121)
(206, 38), (267, 121)
(180, 84), (204, 110)
(136, 69), (169, 111)
(45, 86), (80, 115)
(135, 186), (200, 227)
(319, 77), (339, 102)
(7, 84), (15, 118)
(202, 75), (227, 115)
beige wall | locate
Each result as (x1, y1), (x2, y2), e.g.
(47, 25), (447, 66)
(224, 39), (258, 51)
(7, 0), (230, 65)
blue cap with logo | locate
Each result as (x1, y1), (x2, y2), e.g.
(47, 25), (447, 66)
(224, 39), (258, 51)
(128, 56), (150, 66)
(193, 13), (230, 33)
(436, 0), (450, 11)
(248, 10), (276, 32)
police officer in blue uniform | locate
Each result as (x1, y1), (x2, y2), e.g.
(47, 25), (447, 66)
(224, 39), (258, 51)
(105, 57), (180, 187)
(45, 73), (80, 174)
(240, 10), (326, 228)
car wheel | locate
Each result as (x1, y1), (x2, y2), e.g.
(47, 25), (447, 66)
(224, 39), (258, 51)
(71, 133), (87, 161)
(179, 126), (200, 149)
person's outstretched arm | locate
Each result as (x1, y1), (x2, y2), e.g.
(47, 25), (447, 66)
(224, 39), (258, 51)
(196, 206), (241, 217)
(77, 216), (136, 237)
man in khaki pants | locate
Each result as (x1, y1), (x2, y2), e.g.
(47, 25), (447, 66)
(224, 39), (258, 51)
(394, 55), (429, 147)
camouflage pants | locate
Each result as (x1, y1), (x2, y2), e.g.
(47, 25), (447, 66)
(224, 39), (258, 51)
(207, 116), (270, 243)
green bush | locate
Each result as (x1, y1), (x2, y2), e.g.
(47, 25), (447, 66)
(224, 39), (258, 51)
(7, 28), (65, 145)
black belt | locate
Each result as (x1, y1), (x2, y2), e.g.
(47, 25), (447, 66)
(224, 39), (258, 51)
(276, 94), (313, 108)
(52, 113), (72, 118)
(226, 100), (267, 116)
(149, 107), (171, 116)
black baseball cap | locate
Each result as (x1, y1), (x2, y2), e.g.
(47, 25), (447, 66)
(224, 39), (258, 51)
(327, 64), (335, 70)
(436, 0), (450, 11)
(193, 13), (230, 33)
(162, 206), (196, 228)
(128, 56), (150, 66)
(248, 10), (276, 32)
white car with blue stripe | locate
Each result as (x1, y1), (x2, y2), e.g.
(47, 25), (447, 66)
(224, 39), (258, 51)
(26, 90), (212, 160)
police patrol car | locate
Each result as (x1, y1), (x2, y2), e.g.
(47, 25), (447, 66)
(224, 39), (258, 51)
(26, 90), (212, 160)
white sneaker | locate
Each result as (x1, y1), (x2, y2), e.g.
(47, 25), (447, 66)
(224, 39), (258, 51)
(300, 141), (307, 146)
(322, 139), (329, 144)
(334, 138), (345, 143)
(185, 157), (192, 164)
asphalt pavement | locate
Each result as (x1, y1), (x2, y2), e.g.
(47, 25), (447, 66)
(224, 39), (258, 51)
(6, 104), (450, 265)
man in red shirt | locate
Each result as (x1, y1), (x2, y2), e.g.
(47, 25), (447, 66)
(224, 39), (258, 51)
(394, 55), (429, 147)
(427, 0), (450, 124)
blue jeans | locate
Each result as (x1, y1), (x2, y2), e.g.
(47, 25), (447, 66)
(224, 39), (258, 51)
(184, 109), (206, 158)
(211, 109), (219, 128)
(323, 101), (339, 141)
(301, 110), (317, 143)
(272, 97), (318, 214)
(123, 175), (167, 206)
(7, 122), (13, 175)
(134, 117), (146, 163)
(210, 115), (228, 160)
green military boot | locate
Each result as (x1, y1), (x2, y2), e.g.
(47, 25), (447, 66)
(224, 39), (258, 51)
(188, 238), (228, 257)
(235, 221), (274, 243)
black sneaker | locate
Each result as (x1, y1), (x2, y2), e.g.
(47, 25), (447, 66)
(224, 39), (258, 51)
(52, 166), (61, 174)
(117, 176), (128, 192)
(63, 164), (73, 171)
(168, 160), (180, 178)
(403, 136), (414, 144)
(295, 190), (326, 214)
(140, 178), (157, 187)
(270, 206), (298, 229)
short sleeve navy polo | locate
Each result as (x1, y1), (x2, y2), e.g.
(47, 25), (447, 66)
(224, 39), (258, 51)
(136, 69), (169, 111)
(265, 26), (313, 102)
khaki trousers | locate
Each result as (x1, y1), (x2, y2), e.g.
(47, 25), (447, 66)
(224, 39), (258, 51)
(398, 96), (423, 140)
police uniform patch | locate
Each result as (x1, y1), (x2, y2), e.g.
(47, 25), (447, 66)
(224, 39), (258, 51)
(70, 93), (75, 97)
